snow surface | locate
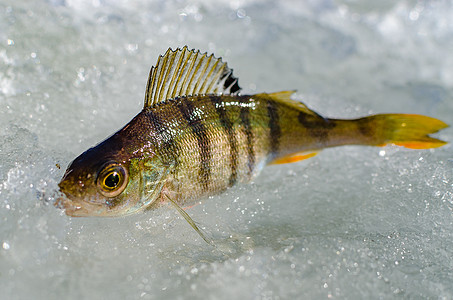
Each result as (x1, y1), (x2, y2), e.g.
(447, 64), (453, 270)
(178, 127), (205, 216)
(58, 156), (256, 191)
(1, 0), (452, 299)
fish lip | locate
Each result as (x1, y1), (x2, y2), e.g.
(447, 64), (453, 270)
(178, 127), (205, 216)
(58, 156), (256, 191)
(56, 193), (118, 217)
(55, 196), (85, 217)
(55, 189), (102, 217)
(56, 183), (105, 216)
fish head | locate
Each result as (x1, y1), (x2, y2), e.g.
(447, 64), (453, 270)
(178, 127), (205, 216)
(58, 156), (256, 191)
(57, 144), (132, 216)
(57, 160), (123, 217)
(57, 135), (170, 217)
(57, 110), (174, 217)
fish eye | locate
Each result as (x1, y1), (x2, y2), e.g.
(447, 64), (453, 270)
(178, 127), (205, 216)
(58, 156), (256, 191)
(96, 162), (128, 197)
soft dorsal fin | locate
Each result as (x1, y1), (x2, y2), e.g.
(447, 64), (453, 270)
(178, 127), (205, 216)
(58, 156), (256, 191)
(144, 46), (241, 108)
(265, 91), (321, 118)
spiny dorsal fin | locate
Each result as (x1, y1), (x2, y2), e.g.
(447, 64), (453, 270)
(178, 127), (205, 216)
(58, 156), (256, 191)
(144, 46), (241, 108)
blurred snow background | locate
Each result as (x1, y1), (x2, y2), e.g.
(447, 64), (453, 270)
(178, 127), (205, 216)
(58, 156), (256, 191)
(1, 0), (452, 299)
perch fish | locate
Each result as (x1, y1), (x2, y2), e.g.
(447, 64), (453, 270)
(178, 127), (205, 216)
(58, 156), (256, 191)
(57, 47), (448, 241)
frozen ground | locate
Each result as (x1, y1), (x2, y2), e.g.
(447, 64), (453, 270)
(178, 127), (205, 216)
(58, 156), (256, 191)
(1, 0), (452, 299)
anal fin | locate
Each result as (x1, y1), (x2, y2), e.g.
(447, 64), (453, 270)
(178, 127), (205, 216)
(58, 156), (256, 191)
(270, 152), (318, 165)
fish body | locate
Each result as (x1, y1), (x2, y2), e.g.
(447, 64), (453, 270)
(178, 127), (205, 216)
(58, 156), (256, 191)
(58, 47), (448, 218)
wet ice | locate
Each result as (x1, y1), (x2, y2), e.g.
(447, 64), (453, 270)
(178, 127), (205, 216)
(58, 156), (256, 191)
(1, 0), (452, 299)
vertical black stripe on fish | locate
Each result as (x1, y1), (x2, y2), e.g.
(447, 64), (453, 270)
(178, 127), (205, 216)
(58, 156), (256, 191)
(177, 100), (211, 191)
(267, 99), (281, 159)
(209, 95), (238, 187)
(298, 112), (335, 142)
(145, 109), (179, 165)
(356, 117), (373, 137)
(239, 96), (254, 176)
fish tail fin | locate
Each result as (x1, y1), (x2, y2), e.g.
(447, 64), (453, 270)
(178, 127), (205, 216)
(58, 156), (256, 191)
(354, 114), (449, 149)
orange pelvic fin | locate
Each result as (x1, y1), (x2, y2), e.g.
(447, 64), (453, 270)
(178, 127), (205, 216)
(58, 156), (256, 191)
(270, 152), (318, 165)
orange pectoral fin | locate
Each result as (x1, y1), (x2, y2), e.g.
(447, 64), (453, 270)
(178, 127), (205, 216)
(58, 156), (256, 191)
(270, 152), (318, 165)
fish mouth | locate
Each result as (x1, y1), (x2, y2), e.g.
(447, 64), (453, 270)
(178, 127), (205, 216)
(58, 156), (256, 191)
(55, 196), (107, 217)
(56, 181), (110, 217)
(55, 196), (86, 217)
